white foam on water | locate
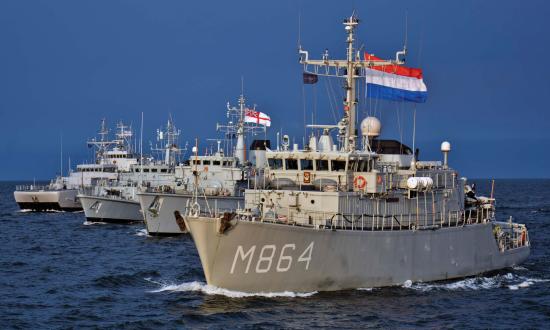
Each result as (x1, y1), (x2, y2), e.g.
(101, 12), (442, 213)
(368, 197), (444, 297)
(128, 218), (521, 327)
(402, 280), (412, 288)
(134, 229), (149, 237)
(508, 278), (549, 290)
(357, 287), (373, 291)
(406, 273), (549, 292)
(19, 209), (66, 213)
(146, 279), (317, 298)
(82, 220), (107, 226)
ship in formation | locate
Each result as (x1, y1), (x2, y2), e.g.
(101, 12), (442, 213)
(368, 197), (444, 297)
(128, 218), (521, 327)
(13, 120), (138, 211)
(78, 117), (183, 223)
(13, 13), (531, 294)
(138, 95), (270, 235)
(182, 14), (530, 293)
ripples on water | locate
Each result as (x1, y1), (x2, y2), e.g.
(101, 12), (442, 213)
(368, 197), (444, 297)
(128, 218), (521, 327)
(1, 180), (549, 328)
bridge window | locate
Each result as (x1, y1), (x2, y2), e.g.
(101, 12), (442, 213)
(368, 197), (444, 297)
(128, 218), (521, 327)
(315, 160), (329, 171)
(300, 159), (313, 170)
(331, 160), (346, 171)
(160, 169), (167, 173)
(203, 160), (211, 165)
(151, 168), (158, 173)
(268, 158), (283, 169)
(213, 161), (220, 166)
(143, 168), (150, 173)
(357, 159), (370, 172)
(285, 159), (298, 170)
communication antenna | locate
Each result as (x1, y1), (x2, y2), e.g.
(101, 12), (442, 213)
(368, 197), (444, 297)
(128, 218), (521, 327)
(299, 13), (406, 152)
(216, 93), (267, 165)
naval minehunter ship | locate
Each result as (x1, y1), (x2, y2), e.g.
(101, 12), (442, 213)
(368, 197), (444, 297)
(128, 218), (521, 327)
(138, 95), (270, 235)
(13, 119), (138, 211)
(78, 117), (183, 223)
(183, 15), (530, 293)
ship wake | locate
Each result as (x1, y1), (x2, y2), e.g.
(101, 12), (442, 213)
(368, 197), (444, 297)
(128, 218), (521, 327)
(145, 279), (317, 298)
(404, 273), (549, 292)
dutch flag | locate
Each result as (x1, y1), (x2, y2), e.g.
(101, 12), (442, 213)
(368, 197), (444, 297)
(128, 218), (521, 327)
(365, 53), (428, 103)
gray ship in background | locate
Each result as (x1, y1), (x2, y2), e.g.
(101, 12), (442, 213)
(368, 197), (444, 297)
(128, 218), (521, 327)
(14, 120), (138, 211)
(184, 15), (530, 293)
(138, 94), (270, 235)
(78, 117), (184, 223)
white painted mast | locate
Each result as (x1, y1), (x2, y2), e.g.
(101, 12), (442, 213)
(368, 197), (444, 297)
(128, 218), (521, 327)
(217, 93), (267, 166)
(152, 115), (183, 167)
(299, 13), (406, 152)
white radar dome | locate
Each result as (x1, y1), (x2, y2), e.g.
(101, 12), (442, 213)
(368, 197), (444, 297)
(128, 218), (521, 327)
(360, 117), (381, 137)
(441, 141), (451, 152)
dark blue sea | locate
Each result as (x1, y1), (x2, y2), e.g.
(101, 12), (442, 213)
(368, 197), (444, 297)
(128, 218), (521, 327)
(1, 180), (549, 329)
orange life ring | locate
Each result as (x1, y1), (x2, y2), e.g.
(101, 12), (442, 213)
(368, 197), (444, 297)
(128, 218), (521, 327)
(377, 175), (382, 184)
(354, 175), (367, 189)
(204, 166), (208, 173)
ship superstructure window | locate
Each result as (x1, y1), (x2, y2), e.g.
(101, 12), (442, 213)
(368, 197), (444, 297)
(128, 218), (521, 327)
(213, 161), (220, 166)
(316, 160), (329, 171)
(357, 159), (371, 172)
(192, 160), (200, 165)
(160, 169), (167, 173)
(331, 160), (346, 171)
(203, 160), (211, 165)
(268, 158), (283, 169)
(135, 169), (140, 172)
(285, 159), (298, 170)
(151, 168), (158, 173)
(300, 159), (314, 170)
(143, 169), (150, 173)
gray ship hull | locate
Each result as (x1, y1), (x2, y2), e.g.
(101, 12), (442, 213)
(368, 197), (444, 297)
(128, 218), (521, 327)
(14, 190), (81, 211)
(138, 192), (244, 236)
(185, 217), (530, 293)
(79, 195), (143, 223)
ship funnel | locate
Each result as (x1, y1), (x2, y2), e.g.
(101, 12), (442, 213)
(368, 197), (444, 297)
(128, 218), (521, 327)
(441, 141), (451, 169)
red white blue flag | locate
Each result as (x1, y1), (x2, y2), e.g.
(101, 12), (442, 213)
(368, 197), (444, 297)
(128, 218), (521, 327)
(364, 53), (427, 103)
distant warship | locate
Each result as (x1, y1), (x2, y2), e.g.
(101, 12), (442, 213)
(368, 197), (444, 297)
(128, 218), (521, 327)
(78, 117), (182, 223)
(183, 15), (530, 293)
(138, 95), (270, 235)
(14, 120), (137, 211)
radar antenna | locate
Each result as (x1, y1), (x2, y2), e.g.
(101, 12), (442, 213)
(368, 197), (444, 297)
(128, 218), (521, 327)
(298, 13), (406, 152)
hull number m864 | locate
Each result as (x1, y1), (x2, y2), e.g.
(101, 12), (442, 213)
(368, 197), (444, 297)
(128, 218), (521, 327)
(230, 242), (314, 274)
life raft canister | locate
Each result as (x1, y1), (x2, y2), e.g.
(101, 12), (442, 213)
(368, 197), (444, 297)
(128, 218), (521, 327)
(354, 175), (367, 189)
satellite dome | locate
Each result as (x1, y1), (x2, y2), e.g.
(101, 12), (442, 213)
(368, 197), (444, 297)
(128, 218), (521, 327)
(441, 141), (451, 152)
(360, 117), (381, 137)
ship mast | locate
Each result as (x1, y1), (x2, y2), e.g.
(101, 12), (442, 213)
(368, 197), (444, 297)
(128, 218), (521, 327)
(217, 94), (266, 166)
(299, 14), (406, 152)
(151, 116), (183, 167)
(87, 118), (113, 163)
